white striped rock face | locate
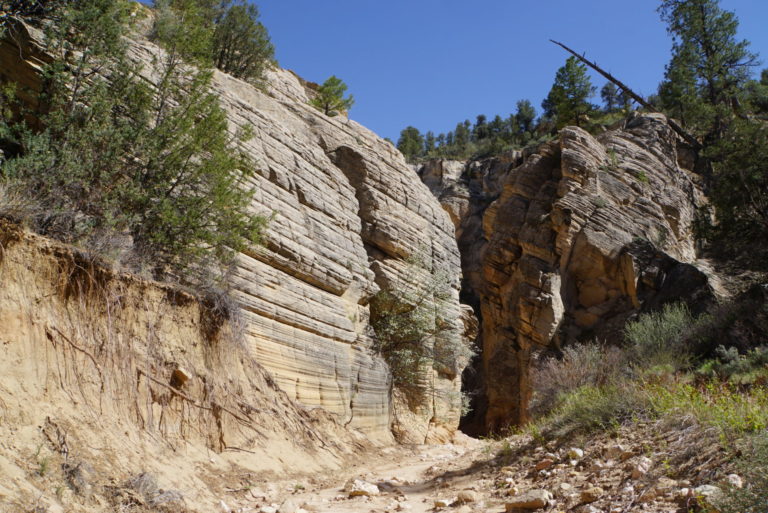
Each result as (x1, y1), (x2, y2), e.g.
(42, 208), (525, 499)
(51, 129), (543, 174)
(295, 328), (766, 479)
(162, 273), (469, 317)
(127, 42), (468, 441)
(0, 22), (471, 442)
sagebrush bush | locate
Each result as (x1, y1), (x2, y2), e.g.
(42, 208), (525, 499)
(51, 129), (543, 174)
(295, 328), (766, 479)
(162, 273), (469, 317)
(531, 342), (626, 417)
(697, 345), (768, 384)
(0, 181), (44, 226)
(532, 382), (651, 439)
(625, 302), (696, 374)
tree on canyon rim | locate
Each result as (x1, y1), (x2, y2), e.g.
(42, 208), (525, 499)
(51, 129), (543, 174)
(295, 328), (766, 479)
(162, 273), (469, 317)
(657, 0), (767, 261)
(310, 75), (355, 117)
(542, 56), (596, 129)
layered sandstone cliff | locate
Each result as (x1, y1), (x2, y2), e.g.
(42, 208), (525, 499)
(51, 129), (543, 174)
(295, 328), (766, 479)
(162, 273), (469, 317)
(419, 114), (716, 432)
(0, 18), (471, 443)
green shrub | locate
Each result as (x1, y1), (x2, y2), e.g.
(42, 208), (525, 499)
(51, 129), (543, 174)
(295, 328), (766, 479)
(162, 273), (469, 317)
(532, 382), (650, 439)
(531, 342), (626, 417)
(370, 254), (473, 397)
(625, 303), (696, 374)
(1, 0), (267, 282)
(697, 345), (768, 384)
(648, 382), (768, 436)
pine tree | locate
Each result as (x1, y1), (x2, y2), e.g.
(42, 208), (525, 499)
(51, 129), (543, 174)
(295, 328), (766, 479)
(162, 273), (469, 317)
(473, 114), (488, 141)
(310, 75), (354, 117)
(424, 131), (436, 156)
(488, 115), (505, 139)
(514, 99), (536, 135)
(454, 121), (470, 151)
(396, 126), (424, 163)
(600, 83), (620, 112)
(657, 0), (758, 140)
(543, 57), (596, 128)
(211, 0), (274, 83)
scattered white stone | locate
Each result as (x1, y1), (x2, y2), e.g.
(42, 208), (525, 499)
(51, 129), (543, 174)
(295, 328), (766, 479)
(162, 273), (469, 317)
(345, 479), (380, 497)
(631, 457), (652, 479)
(220, 500), (231, 512)
(605, 444), (626, 459)
(694, 484), (723, 505)
(259, 507), (277, 513)
(433, 498), (453, 508)
(568, 448), (584, 460)
(726, 474), (743, 489)
(454, 490), (477, 504)
(505, 489), (553, 510)
(580, 487), (603, 504)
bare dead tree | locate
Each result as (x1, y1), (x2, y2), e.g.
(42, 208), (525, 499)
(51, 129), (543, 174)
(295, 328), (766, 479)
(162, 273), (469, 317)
(550, 39), (702, 150)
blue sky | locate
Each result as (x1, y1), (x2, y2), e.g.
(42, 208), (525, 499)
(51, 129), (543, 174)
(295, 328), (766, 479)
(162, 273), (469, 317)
(254, 1), (767, 141)
(142, 1), (768, 142)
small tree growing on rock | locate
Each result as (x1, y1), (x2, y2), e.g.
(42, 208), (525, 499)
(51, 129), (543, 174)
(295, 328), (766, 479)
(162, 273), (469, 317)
(370, 253), (473, 403)
(211, 1), (274, 83)
(309, 75), (354, 117)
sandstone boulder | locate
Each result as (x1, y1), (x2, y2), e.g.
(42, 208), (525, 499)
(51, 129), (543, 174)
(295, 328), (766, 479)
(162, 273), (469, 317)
(505, 489), (553, 510)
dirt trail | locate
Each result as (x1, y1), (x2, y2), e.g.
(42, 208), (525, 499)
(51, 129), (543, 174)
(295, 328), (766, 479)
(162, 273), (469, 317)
(225, 420), (728, 513)
(225, 435), (498, 513)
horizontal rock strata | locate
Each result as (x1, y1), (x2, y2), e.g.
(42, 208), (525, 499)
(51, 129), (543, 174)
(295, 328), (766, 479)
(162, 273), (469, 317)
(0, 19), (471, 441)
(419, 114), (715, 432)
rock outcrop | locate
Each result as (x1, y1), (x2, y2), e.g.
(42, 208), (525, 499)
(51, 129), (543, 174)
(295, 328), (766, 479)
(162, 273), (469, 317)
(0, 18), (471, 442)
(419, 114), (715, 432)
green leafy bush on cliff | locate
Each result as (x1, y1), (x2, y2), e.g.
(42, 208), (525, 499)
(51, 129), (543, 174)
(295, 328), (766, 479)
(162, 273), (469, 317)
(309, 75), (354, 117)
(0, 0), (267, 282)
(370, 253), (473, 399)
